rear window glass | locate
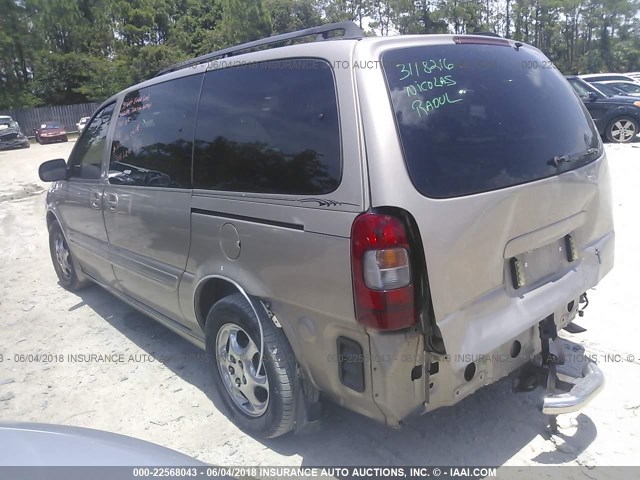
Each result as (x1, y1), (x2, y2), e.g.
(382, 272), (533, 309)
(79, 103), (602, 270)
(382, 44), (601, 198)
(193, 59), (341, 195)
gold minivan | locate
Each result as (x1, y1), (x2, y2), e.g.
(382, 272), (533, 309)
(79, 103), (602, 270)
(39, 23), (614, 438)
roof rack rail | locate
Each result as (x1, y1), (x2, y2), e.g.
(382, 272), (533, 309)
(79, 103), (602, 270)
(156, 21), (364, 77)
(473, 32), (503, 38)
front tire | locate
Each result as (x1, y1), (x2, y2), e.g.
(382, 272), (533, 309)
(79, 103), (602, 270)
(48, 221), (88, 291)
(606, 116), (638, 143)
(205, 293), (297, 438)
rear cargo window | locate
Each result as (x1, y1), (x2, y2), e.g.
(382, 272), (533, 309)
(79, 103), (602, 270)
(382, 44), (601, 198)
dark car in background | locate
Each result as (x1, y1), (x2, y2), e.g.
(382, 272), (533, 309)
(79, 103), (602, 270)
(34, 122), (68, 144)
(566, 76), (640, 143)
(0, 115), (30, 150)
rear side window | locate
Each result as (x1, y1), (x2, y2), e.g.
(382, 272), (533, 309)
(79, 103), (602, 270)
(193, 59), (341, 195)
(382, 45), (601, 198)
(109, 74), (202, 188)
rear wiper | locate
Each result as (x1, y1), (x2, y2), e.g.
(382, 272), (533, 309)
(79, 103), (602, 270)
(547, 155), (569, 168)
(547, 148), (600, 168)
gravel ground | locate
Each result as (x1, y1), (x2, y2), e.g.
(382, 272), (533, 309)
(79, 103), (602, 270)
(0, 139), (639, 468)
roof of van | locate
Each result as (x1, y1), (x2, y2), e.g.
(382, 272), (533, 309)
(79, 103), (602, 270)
(99, 26), (531, 109)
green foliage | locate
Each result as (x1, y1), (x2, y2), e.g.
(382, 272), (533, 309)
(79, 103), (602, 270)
(218, 0), (272, 46)
(170, 0), (223, 55)
(1, 0), (639, 110)
(265, 0), (322, 34)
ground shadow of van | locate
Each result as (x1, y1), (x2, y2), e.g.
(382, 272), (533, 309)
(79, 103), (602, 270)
(71, 284), (597, 467)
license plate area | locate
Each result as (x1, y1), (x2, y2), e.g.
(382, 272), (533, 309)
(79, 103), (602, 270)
(506, 237), (574, 293)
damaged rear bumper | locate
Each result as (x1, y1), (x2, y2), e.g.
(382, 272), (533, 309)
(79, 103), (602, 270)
(0, 137), (30, 150)
(542, 362), (604, 415)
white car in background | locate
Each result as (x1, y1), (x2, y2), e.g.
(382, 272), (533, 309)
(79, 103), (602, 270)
(579, 73), (640, 84)
(76, 116), (90, 132)
(626, 72), (640, 82)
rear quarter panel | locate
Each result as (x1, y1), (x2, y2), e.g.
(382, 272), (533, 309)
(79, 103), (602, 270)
(177, 42), (387, 421)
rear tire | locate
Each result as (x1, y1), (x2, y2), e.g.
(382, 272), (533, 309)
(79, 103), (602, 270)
(205, 293), (297, 438)
(48, 221), (88, 291)
(606, 116), (638, 143)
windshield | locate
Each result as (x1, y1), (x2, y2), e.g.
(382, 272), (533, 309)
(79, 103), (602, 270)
(0, 117), (18, 130)
(42, 122), (63, 129)
(382, 44), (601, 198)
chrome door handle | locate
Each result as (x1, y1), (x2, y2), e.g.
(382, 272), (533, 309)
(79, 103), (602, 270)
(104, 193), (119, 212)
(89, 190), (102, 209)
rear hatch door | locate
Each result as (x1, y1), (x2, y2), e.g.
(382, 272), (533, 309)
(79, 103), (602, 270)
(357, 38), (614, 360)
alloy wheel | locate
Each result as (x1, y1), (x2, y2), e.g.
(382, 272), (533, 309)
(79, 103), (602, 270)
(611, 119), (637, 142)
(54, 233), (72, 279)
(215, 323), (269, 417)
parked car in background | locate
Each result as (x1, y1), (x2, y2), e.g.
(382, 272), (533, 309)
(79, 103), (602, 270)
(76, 116), (90, 132)
(593, 80), (640, 97)
(38, 23), (613, 439)
(625, 72), (640, 82)
(579, 73), (640, 84)
(0, 115), (30, 150)
(34, 122), (68, 144)
(566, 76), (640, 143)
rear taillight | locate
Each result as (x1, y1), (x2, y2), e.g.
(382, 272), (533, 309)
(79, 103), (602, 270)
(351, 212), (416, 330)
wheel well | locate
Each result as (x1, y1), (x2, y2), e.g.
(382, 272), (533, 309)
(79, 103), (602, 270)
(196, 278), (241, 329)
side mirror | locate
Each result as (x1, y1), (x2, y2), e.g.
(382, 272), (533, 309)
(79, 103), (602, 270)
(39, 159), (67, 182)
(588, 91), (599, 101)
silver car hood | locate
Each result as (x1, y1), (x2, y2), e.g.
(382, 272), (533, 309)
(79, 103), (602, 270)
(0, 422), (205, 466)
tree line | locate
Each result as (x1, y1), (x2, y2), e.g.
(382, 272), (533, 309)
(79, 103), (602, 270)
(1, 0), (639, 110)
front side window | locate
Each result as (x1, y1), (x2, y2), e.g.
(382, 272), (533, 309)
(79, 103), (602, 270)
(193, 59), (341, 195)
(568, 79), (596, 98)
(382, 45), (601, 198)
(68, 104), (115, 180)
(109, 74), (202, 188)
